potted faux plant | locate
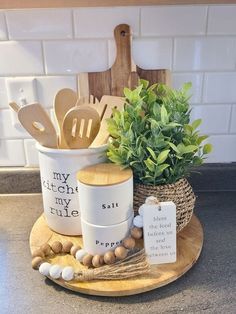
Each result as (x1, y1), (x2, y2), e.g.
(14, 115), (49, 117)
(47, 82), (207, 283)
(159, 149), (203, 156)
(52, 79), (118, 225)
(107, 80), (212, 232)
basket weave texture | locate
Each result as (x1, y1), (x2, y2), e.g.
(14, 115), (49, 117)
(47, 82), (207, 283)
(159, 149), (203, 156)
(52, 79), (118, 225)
(133, 178), (196, 233)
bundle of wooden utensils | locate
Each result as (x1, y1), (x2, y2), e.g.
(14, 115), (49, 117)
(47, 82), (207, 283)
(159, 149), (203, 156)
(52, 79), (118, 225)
(9, 88), (125, 149)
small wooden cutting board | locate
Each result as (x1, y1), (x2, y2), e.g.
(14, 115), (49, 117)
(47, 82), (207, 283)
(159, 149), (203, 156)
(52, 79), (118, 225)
(78, 24), (171, 101)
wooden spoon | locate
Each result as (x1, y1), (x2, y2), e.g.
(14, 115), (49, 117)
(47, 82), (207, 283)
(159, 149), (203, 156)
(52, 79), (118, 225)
(90, 96), (125, 148)
(54, 88), (77, 148)
(10, 102), (58, 148)
(62, 106), (100, 149)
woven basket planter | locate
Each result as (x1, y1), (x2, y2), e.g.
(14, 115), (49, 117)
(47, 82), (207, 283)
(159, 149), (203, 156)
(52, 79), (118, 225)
(133, 178), (196, 233)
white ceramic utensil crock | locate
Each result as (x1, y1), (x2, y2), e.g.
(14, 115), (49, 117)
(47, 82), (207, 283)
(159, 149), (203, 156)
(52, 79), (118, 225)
(36, 143), (107, 235)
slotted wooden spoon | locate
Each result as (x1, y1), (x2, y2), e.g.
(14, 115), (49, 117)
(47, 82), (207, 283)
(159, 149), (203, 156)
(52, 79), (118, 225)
(54, 88), (77, 148)
(62, 106), (100, 149)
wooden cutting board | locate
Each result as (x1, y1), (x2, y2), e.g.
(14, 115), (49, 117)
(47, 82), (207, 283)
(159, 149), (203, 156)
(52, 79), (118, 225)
(78, 24), (171, 100)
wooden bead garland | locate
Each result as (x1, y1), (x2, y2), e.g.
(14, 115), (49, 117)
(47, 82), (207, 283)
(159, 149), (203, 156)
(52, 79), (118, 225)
(31, 209), (147, 282)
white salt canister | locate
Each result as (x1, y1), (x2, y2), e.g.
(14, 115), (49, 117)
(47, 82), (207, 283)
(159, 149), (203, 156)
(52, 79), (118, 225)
(77, 163), (133, 226)
(36, 143), (107, 235)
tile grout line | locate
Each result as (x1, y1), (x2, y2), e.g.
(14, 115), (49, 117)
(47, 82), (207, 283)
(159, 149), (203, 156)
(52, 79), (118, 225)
(71, 8), (75, 39)
(3, 11), (10, 40)
(227, 104), (234, 134)
(205, 5), (210, 36)
(40, 41), (47, 75)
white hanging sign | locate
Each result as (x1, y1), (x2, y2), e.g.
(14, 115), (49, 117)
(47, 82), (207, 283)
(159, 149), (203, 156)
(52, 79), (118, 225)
(143, 201), (176, 265)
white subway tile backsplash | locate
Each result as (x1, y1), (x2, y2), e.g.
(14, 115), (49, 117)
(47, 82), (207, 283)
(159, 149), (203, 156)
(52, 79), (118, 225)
(173, 73), (203, 104)
(36, 76), (77, 108)
(0, 12), (7, 40)
(230, 105), (236, 133)
(0, 139), (25, 166)
(206, 135), (236, 163)
(74, 7), (140, 38)
(174, 37), (236, 71)
(0, 41), (44, 75)
(0, 109), (30, 139)
(44, 40), (108, 74)
(208, 6), (236, 35)
(0, 5), (235, 165)
(24, 139), (39, 167)
(132, 38), (172, 70)
(6, 9), (73, 39)
(108, 38), (172, 70)
(141, 6), (207, 36)
(0, 78), (8, 109)
(203, 73), (236, 103)
(191, 104), (231, 134)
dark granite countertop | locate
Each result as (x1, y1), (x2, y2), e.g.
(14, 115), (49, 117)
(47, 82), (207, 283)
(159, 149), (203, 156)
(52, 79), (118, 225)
(0, 192), (235, 314)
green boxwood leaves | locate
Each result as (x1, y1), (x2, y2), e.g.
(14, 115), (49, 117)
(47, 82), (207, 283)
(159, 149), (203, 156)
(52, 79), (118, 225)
(107, 80), (213, 185)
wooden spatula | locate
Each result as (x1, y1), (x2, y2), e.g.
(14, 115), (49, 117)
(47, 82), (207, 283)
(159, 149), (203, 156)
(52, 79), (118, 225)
(54, 88), (77, 148)
(90, 96), (125, 148)
(10, 102), (58, 148)
(62, 106), (100, 149)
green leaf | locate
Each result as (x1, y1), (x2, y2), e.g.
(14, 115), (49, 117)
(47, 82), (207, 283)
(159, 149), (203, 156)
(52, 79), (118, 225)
(192, 156), (203, 165)
(197, 135), (208, 145)
(167, 122), (181, 128)
(147, 147), (156, 160)
(123, 87), (132, 99)
(139, 79), (149, 89)
(144, 158), (156, 172)
(192, 119), (202, 130)
(203, 143), (213, 154)
(157, 149), (170, 164)
(158, 163), (170, 172)
(160, 105), (169, 124)
(182, 145), (198, 154)
(168, 142), (180, 153)
(182, 82), (192, 93)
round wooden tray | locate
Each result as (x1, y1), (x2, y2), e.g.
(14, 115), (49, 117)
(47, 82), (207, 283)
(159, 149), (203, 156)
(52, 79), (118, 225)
(29, 214), (203, 297)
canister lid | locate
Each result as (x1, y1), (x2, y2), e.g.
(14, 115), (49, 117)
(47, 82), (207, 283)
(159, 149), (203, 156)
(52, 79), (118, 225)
(77, 163), (133, 186)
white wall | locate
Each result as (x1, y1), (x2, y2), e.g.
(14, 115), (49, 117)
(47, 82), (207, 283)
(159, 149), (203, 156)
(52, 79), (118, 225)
(0, 5), (236, 166)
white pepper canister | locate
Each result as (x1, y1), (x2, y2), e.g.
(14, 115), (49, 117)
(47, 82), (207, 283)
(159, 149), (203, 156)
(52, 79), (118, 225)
(77, 163), (133, 226)
(77, 163), (134, 255)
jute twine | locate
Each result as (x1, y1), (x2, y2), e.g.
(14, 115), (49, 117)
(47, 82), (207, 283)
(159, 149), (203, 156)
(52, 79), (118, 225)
(133, 178), (196, 233)
(74, 249), (150, 281)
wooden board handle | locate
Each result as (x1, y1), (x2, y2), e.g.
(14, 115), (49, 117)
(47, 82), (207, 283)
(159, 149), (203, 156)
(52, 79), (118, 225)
(113, 24), (132, 72)
(111, 24), (132, 96)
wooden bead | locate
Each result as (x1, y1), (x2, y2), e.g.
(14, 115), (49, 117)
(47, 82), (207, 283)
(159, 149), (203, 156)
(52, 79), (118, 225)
(51, 241), (63, 254)
(70, 245), (81, 257)
(40, 243), (51, 256)
(32, 256), (43, 270)
(104, 251), (116, 265)
(114, 246), (128, 260)
(62, 241), (73, 253)
(123, 237), (136, 249)
(131, 227), (143, 239)
(92, 255), (104, 268)
(82, 254), (93, 267)
(32, 248), (45, 259)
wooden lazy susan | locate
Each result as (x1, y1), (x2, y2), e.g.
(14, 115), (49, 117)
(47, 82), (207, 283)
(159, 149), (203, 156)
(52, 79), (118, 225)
(29, 214), (203, 297)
